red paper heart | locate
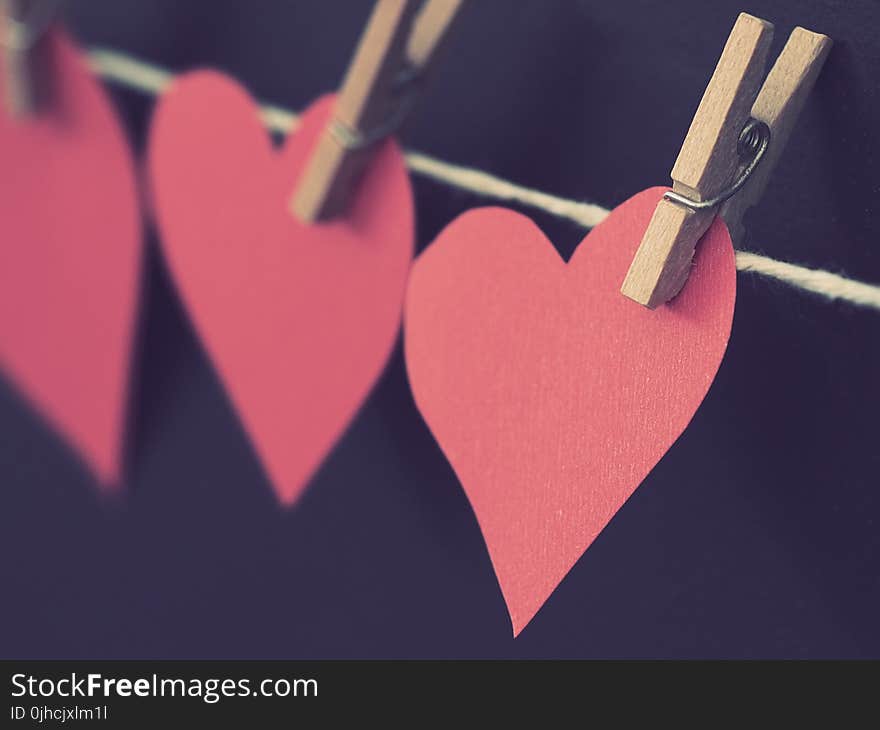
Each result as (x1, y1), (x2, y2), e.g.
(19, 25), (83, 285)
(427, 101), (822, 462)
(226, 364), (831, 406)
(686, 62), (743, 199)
(404, 188), (736, 635)
(0, 30), (142, 488)
(147, 73), (414, 505)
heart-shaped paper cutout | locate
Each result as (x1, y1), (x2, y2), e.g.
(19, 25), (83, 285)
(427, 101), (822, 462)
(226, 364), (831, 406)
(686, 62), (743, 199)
(404, 188), (736, 635)
(0, 30), (142, 488)
(147, 73), (414, 505)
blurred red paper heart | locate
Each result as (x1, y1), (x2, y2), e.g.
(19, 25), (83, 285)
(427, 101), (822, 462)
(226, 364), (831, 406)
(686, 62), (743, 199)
(405, 188), (736, 635)
(0, 30), (142, 488)
(148, 74), (413, 505)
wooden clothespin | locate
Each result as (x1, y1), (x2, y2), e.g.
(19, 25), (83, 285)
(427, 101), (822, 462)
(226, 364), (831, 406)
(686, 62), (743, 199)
(1, 0), (55, 116)
(291, 0), (462, 223)
(621, 13), (831, 308)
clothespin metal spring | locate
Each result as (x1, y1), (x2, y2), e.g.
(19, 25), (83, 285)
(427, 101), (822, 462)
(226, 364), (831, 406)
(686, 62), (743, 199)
(620, 14), (832, 309)
(292, 0), (462, 223)
(663, 118), (770, 212)
(328, 62), (421, 151)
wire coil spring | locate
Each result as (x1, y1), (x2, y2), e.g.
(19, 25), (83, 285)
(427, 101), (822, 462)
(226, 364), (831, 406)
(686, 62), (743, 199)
(664, 118), (771, 211)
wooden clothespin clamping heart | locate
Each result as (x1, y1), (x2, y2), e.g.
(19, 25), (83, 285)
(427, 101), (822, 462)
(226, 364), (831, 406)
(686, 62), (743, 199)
(291, 0), (462, 222)
(1, 0), (59, 116)
(621, 13), (831, 308)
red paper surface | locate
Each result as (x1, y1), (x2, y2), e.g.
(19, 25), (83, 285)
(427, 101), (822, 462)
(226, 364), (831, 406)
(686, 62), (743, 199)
(404, 188), (736, 635)
(148, 74), (414, 505)
(0, 30), (142, 488)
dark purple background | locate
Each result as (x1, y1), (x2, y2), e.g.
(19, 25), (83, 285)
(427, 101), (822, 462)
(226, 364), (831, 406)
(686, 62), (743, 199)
(2, 0), (879, 658)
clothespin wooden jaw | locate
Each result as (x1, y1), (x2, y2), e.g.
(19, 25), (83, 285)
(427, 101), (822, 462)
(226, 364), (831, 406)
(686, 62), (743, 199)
(2, 0), (35, 115)
(291, 0), (463, 223)
(1, 0), (56, 117)
(720, 27), (832, 244)
(621, 13), (831, 309)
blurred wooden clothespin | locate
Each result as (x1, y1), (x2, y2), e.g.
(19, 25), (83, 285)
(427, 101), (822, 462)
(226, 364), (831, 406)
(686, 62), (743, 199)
(292, 0), (463, 223)
(621, 13), (831, 308)
(1, 0), (58, 116)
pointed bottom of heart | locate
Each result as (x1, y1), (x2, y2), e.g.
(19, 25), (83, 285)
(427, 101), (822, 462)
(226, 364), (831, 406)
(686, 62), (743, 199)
(3, 372), (127, 490)
(497, 526), (611, 638)
(0, 30), (141, 494)
(147, 76), (414, 507)
(404, 187), (736, 636)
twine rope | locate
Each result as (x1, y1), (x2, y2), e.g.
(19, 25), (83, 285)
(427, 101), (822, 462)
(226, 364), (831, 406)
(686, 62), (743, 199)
(87, 47), (880, 312)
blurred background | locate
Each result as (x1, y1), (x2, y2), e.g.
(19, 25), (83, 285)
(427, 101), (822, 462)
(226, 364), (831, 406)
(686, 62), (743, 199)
(1, 0), (879, 658)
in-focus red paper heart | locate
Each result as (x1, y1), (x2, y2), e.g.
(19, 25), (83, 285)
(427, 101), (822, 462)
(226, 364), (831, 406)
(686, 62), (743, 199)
(404, 188), (736, 635)
(0, 30), (142, 488)
(147, 73), (414, 505)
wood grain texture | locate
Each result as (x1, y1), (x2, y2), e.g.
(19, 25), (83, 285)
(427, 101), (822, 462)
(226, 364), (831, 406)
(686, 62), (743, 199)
(621, 13), (773, 308)
(5, 0), (879, 661)
(721, 28), (832, 243)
